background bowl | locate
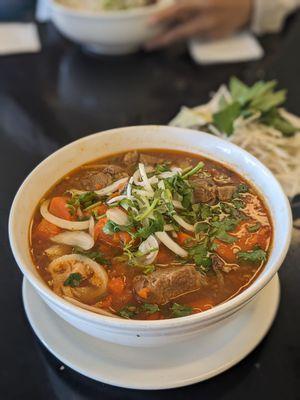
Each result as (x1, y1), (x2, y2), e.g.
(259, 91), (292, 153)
(50, 0), (171, 55)
(9, 125), (292, 347)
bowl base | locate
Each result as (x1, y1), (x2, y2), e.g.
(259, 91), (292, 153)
(22, 275), (280, 390)
(83, 43), (139, 55)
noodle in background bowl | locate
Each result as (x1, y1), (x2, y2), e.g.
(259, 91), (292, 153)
(9, 126), (292, 347)
(50, 0), (172, 55)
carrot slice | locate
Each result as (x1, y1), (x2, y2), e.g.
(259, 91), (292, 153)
(35, 218), (61, 240)
(108, 277), (125, 295)
(176, 232), (194, 246)
(137, 287), (150, 299)
(94, 217), (132, 247)
(49, 197), (73, 220)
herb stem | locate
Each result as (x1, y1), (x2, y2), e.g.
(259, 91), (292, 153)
(135, 198), (159, 222)
(182, 162), (204, 180)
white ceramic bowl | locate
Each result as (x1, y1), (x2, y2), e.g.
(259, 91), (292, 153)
(50, 0), (171, 55)
(9, 126), (292, 347)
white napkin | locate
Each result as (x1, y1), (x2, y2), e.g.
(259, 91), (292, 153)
(36, 0), (52, 22)
(0, 23), (41, 56)
(189, 32), (264, 65)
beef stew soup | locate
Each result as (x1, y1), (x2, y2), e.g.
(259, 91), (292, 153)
(30, 150), (272, 320)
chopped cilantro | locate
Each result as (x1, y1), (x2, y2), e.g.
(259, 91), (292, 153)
(247, 222), (261, 233)
(134, 215), (164, 239)
(155, 164), (170, 174)
(142, 303), (160, 314)
(68, 191), (99, 210)
(118, 305), (138, 319)
(237, 247), (267, 263)
(63, 273), (82, 287)
(237, 183), (249, 193)
(74, 248), (110, 266)
(171, 303), (193, 318)
(232, 199), (245, 209)
(195, 222), (210, 234)
(103, 220), (132, 235)
(188, 242), (212, 272)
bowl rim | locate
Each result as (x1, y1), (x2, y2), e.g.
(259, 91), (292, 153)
(51, 0), (171, 19)
(9, 125), (292, 330)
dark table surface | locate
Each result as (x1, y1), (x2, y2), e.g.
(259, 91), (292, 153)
(1, 14), (300, 400)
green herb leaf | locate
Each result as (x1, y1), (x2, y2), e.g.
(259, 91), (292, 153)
(171, 303), (193, 318)
(237, 247), (267, 263)
(188, 242), (212, 271)
(213, 101), (241, 136)
(74, 248), (110, 266)
(134, 215), (164, 239)
(142, 303), (160, 314)
(195, 222), (210, 234)
(232, 199), (245, 209)
(118, 305), (138, 319)
(103, 220), (132, 235)
(261, 108), (298, 137)
(63, 273), (82, 287)
(247, 222), (261, 233)
(237, 183), (249, 193)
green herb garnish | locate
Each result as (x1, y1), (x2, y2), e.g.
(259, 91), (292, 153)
(212, 77), (297, 137)
(118, 305), (138, 319)
(237, 246), (267, 263)
(63, 273), (83, 287)
(142, 303), (160, 314)
(171, 303), (193, 318)
(74, 248), (110, 266)
(247, 222), (261, 233)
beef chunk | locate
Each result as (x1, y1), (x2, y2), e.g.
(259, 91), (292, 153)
(69, 164), (128, 191)
(133, 265), (202, 305)
(123, 151), (139, 166)
(190, 176), (217, 204)
(217, 185), (236, 201)
(78, 171), (112, 191)
(102, 165), (128, 180)
(140, 153), (164, 166)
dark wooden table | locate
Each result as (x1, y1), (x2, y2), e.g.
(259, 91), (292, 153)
(1, 16), (300, 400)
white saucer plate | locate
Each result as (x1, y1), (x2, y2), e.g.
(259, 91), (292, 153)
(23, 275), (280, 390)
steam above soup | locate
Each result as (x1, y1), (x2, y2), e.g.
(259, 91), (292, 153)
(30, 150), (272, 320)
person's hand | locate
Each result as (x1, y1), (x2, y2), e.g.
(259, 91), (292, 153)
(146, 0), (253, 50)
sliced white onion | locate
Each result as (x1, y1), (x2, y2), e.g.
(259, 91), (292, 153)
(106, 207), (129, 225)
(164, 224), (174, 231)
(88, 217), (95, 238)
(133, 169), (142, 185)
(40, 200), (90, 231)
(126, 176), (134, 197)
(158, 180), (165, 190)
(63, 296), (119, 318)
(155, 232), (188, 258)
(158, 167), (182, 179)
(138, 235), (159, 265)
(51, 231), (94, 250)
(94, 177), (129, 196)
(173, 215), (195, 232)
(138, 163), (153, 193)
(171, 167), (183, 174)
(132, 189), (154, 198)
(172, 200), (184, 209)
(106, 195), (129, 205)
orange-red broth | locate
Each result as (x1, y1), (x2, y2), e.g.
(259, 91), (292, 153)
(30, 150), (272, 320)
